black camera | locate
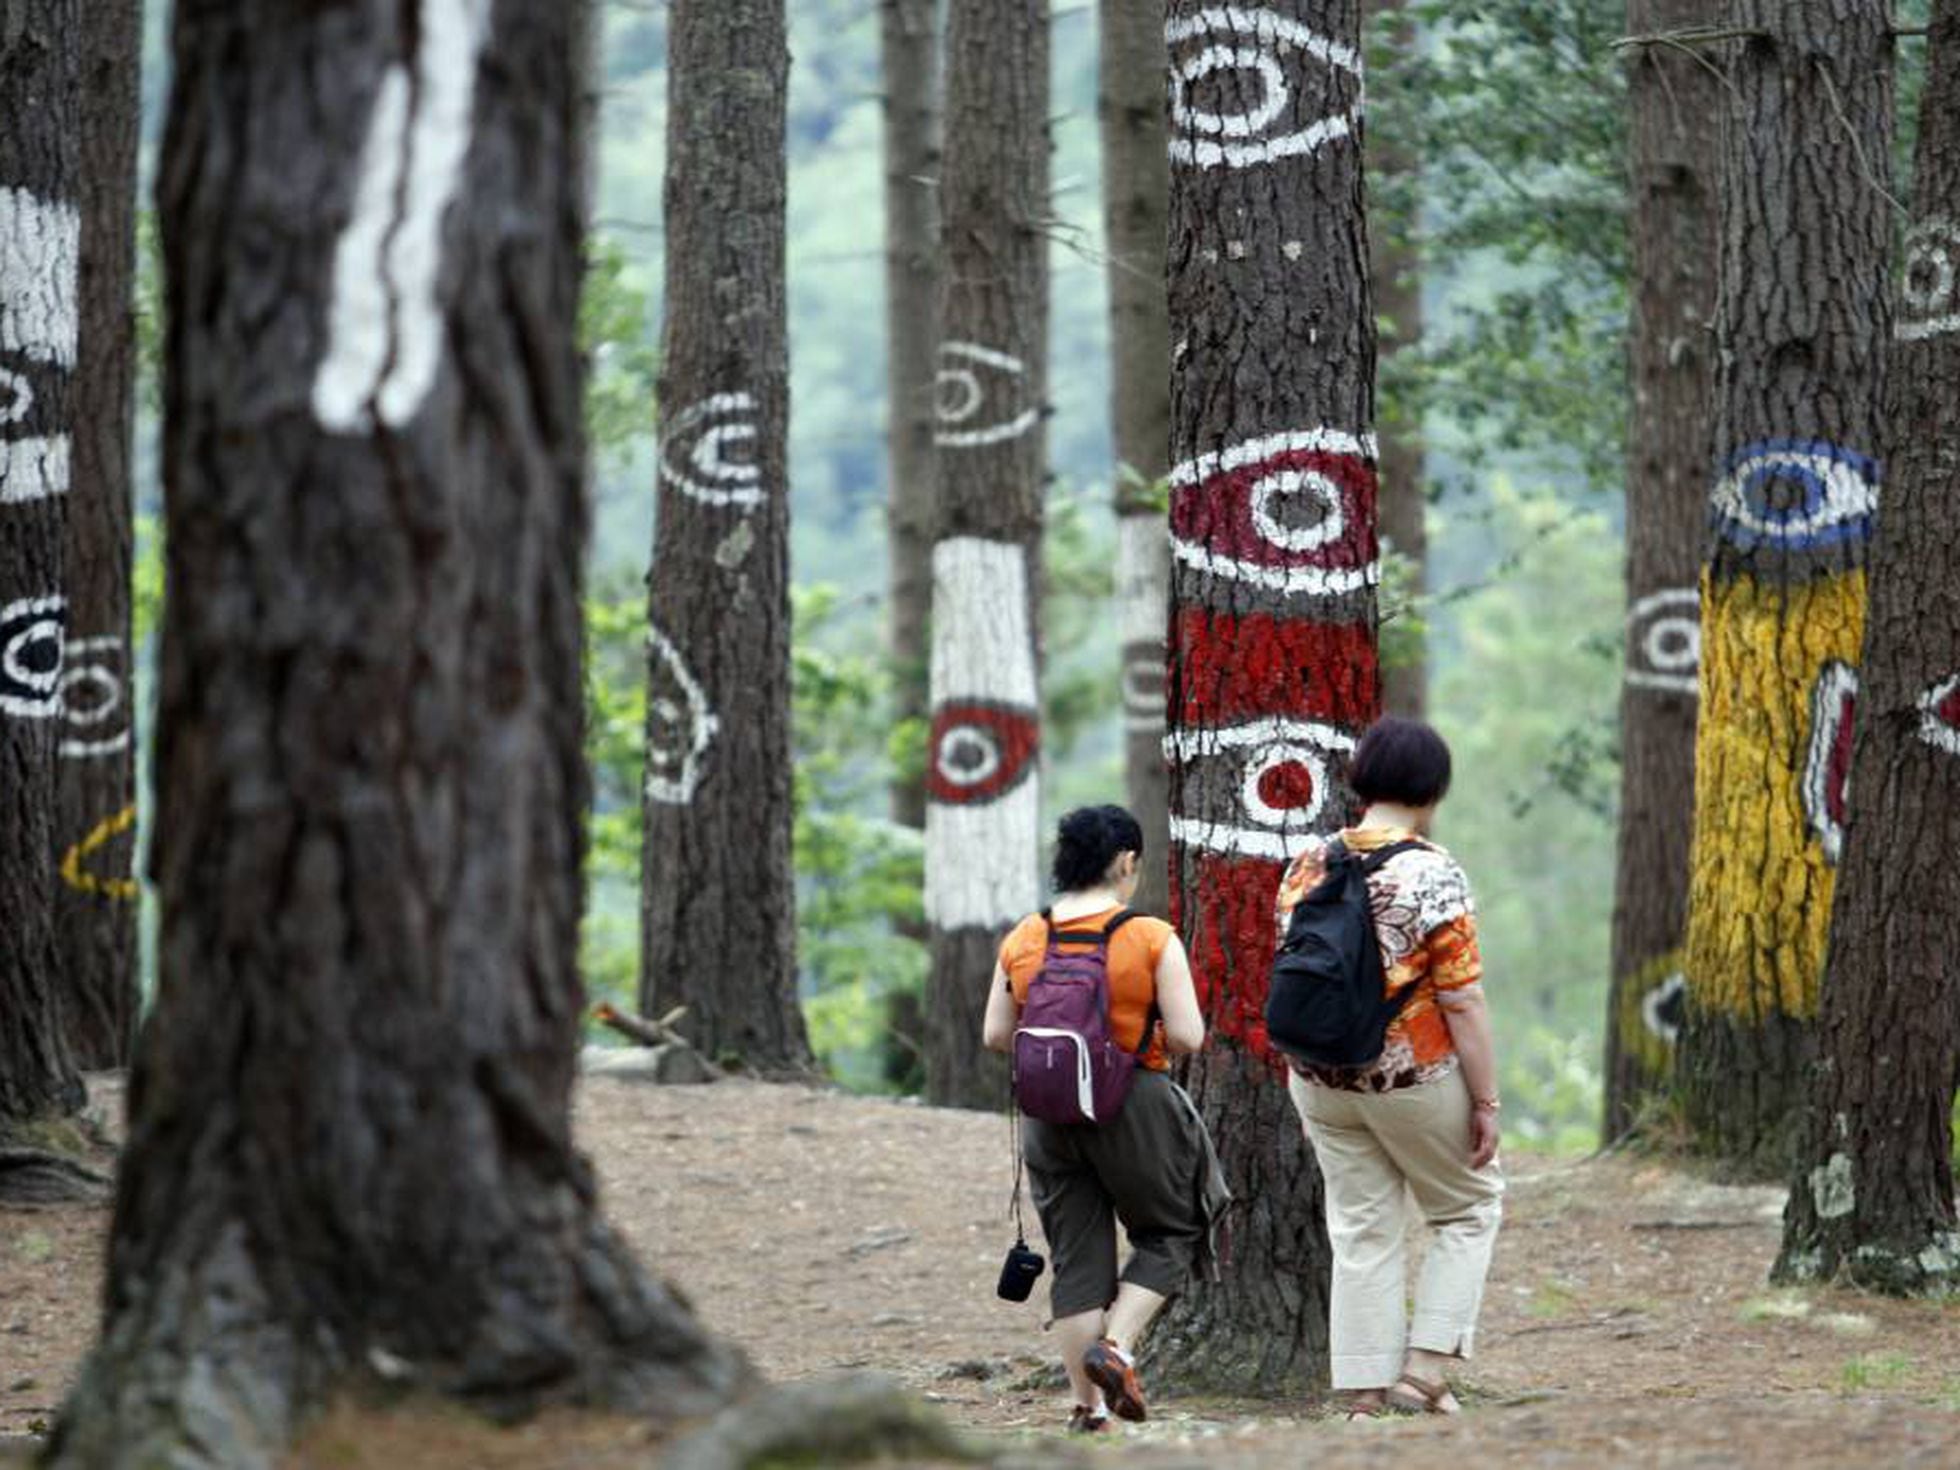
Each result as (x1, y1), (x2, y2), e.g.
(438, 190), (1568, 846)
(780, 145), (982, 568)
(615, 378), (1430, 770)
(996, 1240), (1045, 1302)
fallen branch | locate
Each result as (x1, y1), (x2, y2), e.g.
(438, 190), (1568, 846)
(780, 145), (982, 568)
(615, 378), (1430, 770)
(592, 1001), (689, 1049)
(0, 1147), (112, 1206)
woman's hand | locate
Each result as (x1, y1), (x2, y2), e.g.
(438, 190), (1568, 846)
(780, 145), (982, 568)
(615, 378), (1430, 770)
(1469, 1100), (1500, 1169)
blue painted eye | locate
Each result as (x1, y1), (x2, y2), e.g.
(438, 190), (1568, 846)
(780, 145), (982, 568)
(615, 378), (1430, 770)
(1711, 440), (1878, 554)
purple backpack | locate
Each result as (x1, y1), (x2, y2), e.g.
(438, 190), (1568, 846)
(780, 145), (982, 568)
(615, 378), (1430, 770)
(1013, 909), (1154, 1125)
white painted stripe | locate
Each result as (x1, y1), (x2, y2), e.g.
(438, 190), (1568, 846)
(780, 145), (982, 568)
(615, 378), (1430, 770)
(1163, 714), (1352, 760)
(1169, 535), (1379, 595)
(0, 188), (80, 368)
(1168, 426), (1377, 490)
(1165, 6), (1362, 76)
(1898, 314), (1960, 342)
(924, 774), (1040, 929)
(1171, 117), (1356, 170)
(1167, 814), (1298, 862)
(1116, 515), (1169, 646)
(929, 537), (1038, 707)
(1625, 670), (1698, 696)
(940, 341), (1025, 373)
(313, 0), (492, 433)
(0, 435), (70, 502)
(60, 730), (131, 760)
(935, 407), (1039, 449)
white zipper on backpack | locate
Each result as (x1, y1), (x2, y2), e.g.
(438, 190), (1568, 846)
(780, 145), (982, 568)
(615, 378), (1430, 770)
(1016, 1027), (1097, 1121)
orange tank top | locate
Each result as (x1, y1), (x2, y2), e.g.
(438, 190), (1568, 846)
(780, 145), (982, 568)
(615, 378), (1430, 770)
(998, 906), (1175, 1071)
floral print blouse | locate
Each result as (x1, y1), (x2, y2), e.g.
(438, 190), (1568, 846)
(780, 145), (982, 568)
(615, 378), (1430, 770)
(1273, 825), (1484, 1091)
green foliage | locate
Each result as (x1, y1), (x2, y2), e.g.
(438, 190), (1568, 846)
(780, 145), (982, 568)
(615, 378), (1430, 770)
(1840, 1352), (1914, 1393)
(581, 235), (659, 464)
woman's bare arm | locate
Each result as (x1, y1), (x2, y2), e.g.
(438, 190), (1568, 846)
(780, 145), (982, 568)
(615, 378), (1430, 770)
(981, 962), (1017, 1052)
(1439, 988), (1500, 1166)
(1153, 935), (1206, 1054)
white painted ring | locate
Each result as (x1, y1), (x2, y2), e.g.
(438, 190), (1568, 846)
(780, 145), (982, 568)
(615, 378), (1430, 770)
(1248, 468), (1344, 552)
(1171, 44), (1289, 140)
(935, 724), (1002, 788)
(1239, 741), (1327, 829)
(2, 615), (64, 693)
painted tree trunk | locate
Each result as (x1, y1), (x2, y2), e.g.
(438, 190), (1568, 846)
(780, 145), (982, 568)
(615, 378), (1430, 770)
(52, 0), (142, 1070)
(1776, 0), (1960, 1293)
(641, 0), (808, 1072)
(1368, 0), (1427, 718)
(1100, 0), (1174, 921)
(49, 6), (746, 1461)
(0, 0), (85, 1131)
(921, 0), (1048, 1110)
(882, 0), (940, 837)
(1601, 0), (1720, 1144)
(1678, 0), (1893, 1177)
(1148, 0), (1375, 1392)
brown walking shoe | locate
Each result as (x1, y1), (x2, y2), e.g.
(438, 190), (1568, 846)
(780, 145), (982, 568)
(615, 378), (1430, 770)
(1066, 1404), (1112, 1434)
(1082, 1338), (1147, 1422)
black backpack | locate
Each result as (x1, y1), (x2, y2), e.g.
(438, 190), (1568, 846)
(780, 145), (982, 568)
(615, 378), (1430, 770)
(1265, 839), (1425, 1068)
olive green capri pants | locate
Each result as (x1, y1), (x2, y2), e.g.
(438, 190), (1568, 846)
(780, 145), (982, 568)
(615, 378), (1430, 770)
(1021, 1069), (1229, 1319)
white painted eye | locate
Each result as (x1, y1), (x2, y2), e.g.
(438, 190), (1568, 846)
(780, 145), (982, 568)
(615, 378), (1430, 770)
(57, 635), (128, 758)
(0, 366), (32, 425)
(1164, 716), (1355, 860)
(933, 342), (1037, 449)
(1800, 660), (1857, 865)
(1625, 588), (1700, 696)
(1899, 219), (1960, 341)
(1711, 441), (1878, 554)
(1917, 672), (1960, 757)
(1121, 654), (1164, 734)
(644, 626), (719, 805)
(0, 594), (66, 718)
(1165, 7), (1362, 171)
(660, 392), (764, 508)
(1641, 972), (1686, 1045)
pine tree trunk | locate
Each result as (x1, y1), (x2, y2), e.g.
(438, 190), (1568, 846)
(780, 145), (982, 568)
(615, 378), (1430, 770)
(1601, 0), (1720, 1143)
(52, 0), (142, 1070)
(1678, 0), (1893, 1176)
(921, 0), (1048, 1109)
(1100, 0), (1174, 921)
(1776, 0), (1960, 1292)
(1149, 0), (1375, 1391)
(50, 7), (747, 1461)
(641, 0), (809, 1073)
(882, 0), (940, 837)
(0, 0), (86, 1132)
(1368, 0), (1426, 718)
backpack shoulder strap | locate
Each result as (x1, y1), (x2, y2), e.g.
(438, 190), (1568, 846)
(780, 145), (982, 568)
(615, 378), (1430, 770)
(1358, 838), (1426, 874)
(1101, 907), (1139, 940)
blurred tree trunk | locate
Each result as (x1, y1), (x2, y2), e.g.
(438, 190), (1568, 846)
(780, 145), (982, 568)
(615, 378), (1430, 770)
(1601, 0), (1720, 1143)
(1100, 0), (1172, 919)
(1149, 0), (1375, 1390)
(1368, 0), (1427, 717)
(0, 0), (86, 1135)
(1678, 0), (1893, 1177)
(882, 0), (939, 836)
(53, 0), (142, 1070)
(1777, 0), (1960, 1292)
(641, 0), (809, 1072)
(921, 0), (1048, 1108)
(49, 5), (746, 1459)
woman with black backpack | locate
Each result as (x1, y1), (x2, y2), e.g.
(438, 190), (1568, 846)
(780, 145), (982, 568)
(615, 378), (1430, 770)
(1276, 717), (1504, 1419)
(980, 805), (1227, 1434)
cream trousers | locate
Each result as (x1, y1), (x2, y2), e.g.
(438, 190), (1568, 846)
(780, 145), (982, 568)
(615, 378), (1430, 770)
(1289, 1068), (1504, 1390)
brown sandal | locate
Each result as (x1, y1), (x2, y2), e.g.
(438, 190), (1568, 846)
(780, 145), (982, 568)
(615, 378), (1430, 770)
(1386, 1373), (1460, 1415)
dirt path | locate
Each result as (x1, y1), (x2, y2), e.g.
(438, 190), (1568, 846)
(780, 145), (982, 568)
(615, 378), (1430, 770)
(6, 1073), (1960, 1466)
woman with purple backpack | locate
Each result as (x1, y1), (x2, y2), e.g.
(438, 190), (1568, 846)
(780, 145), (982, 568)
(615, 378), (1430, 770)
(981, 805), (1227, 1434)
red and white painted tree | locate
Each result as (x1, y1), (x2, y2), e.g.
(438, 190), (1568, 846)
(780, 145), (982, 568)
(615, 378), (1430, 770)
(1150, 0), (1377, 1388)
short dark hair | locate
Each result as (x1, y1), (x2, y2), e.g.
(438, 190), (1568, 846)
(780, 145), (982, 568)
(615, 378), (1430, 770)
(1051, 805), (1145, 892)
(1347, 716), (1453, 808)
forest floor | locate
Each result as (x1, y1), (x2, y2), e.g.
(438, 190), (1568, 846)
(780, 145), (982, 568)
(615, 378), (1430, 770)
(5, 1072), (1960, 1467)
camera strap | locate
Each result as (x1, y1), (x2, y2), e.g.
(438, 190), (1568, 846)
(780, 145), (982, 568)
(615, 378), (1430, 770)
(1007, 1088), (1030, 1247)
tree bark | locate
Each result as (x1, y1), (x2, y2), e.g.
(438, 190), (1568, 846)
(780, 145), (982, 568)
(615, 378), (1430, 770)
(52, 0), (142, 1070)
(1367, 0), (1426, 718)
(882, 0), (940, 837)
(921, 0), (1048, 1109)
(50, 6), (746, 1461)
(1100, 0), (1174, 920)
(1678, 0), (1893, 1177)
(641, 0), (809, 1072)
(0, 0), (86, 1134)
(1776, 0), (1960, 1292)
(1601, 0), (1721, 1144)
(1149, 0), (1375, 1391)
